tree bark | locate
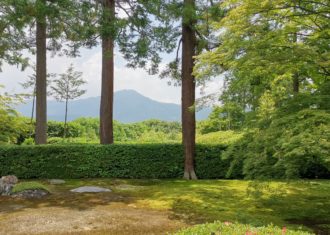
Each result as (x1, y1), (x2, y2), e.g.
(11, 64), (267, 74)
(35, 17), (47, 145)
(64, 98), (68, 138)
(293, 75), (299, 93)
(30, 90), (36, 137)
(292, 29), (299, 94)
(100, 0), (115, 144)
(31, 88), (36, 124)
(182, 0), (197, 180)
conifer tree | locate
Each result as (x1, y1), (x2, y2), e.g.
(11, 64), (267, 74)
(0, 0), (29, 71)
(160, 0), (224, 179)
(3, 0), (95, 144)
(85, 1), (179, 144)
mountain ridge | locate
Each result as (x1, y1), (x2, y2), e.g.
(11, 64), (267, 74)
(16, 89), (212, 123)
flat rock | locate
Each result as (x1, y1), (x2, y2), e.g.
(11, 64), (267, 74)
(48, 179), (66, 185)
(70, 186), (111, 193)
(13, 189), (49, 199)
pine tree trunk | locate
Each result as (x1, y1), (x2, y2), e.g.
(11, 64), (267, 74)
(182, 0), (197, 180)
(31, 88), (36, 124)
(30, 91), (36, 137)
(64, 98), (68, 138)
(35, 16), (47, 145)
(100, 0), (115, 144)
(293, 75), (299, 93)
(292, 30), (299, 94)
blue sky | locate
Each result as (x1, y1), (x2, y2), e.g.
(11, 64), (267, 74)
(0, 46), (222, 104)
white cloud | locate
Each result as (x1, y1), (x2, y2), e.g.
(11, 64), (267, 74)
(0, 47), (223, 105)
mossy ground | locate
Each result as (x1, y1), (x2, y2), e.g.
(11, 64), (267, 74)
(0, 179), (329, 234)
(175, 222), (312, 235)
(12, 181), (50, 193)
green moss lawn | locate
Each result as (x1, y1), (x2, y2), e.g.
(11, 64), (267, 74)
(0, 179), (329, 234)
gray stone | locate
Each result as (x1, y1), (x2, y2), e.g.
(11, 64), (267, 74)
(70, 186), (111, 193)
(48, 179), (66, 185)
(13, 189), (49, 199)
(0, 183), (13, 195)
(0, 175), (18, 195)
(1, 175), (18, 184)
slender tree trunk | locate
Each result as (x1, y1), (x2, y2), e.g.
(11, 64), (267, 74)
(64, 98), (68, 138)
(30, 88), (36, 124)
(30, 90), (36, 137)
(100, 0), (115, 144)
(292, 24), (299, 94)
(228, 112), (231, 130)
(35, 15), (47, 145)
(293, 75), (299, 93)
(182, 0), (197, 180)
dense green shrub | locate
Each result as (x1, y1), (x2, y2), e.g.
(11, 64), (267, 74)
(0, 144), (227, 179)
(45, 118), (182, 143)
(113, 120), (181, 142)
(46, 137), (99, 144)
(198, 103), (245, 134)
(71, 117), (99, 140)
(224, 109), (330, 179)
(22, 137), (35, 145)
(196, 131), (243, 145)
(0, 97), (31, 144)
(174, 221), (312, 235)
(47, 137), (65, 144)
(47, 121), (84, 138)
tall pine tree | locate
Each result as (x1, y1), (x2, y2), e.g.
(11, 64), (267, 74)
(4, 0), (95, 144)
(160, 0), (224, 179)
(85, 1), (179, 144)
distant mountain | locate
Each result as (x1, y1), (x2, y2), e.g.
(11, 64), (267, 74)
(16, 89), (212, 123)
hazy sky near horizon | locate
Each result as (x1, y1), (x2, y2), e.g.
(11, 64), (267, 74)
(0, 46), (222, 104)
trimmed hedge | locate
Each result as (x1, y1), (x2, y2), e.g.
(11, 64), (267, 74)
(0, 144), (228, 179)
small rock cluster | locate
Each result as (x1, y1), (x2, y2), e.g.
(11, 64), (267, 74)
(1, 176), (113, 198)
(0, 175), (50, 198)
(12, 189), (49, 199)
(0, 175), (18, 195)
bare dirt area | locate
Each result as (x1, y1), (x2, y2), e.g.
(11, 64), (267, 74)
(0, 181), (187, 235)
(0, 203), (185, 235)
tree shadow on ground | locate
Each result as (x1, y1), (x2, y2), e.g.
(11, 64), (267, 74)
(132, 179), (330, 235)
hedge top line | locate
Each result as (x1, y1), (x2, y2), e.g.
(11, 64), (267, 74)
(0, 143), (229, 149)
(0, 143), (229, 179)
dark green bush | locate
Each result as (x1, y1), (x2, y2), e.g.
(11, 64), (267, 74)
(0, 144), (227, 179)
(47, 137), (64, 144)
(47, 121), (84, 138)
